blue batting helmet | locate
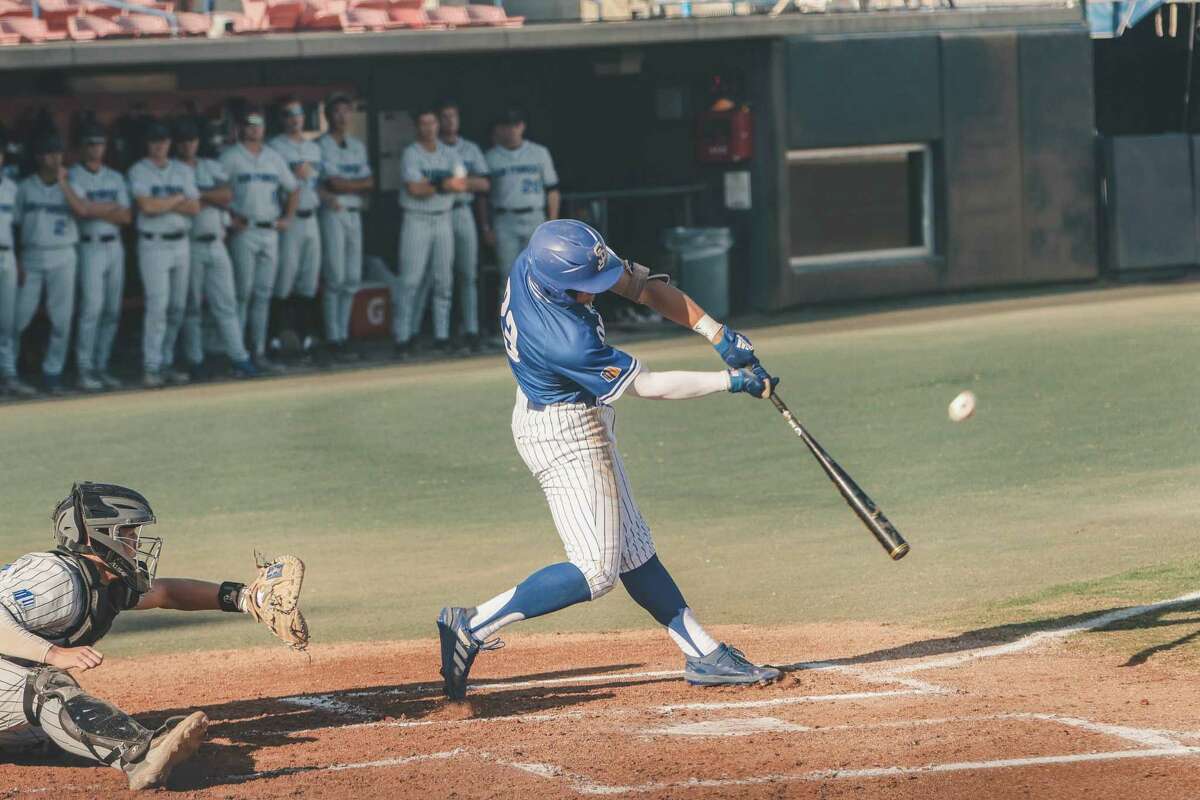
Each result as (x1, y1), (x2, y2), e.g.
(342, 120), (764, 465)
(526, 220), (624, 298)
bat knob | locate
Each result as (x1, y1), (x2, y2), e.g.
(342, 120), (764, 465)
(889, 543), (910, 561)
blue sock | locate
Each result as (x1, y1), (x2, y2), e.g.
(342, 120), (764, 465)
(469, 562), (591, 640)
(621, 555), (719, 658)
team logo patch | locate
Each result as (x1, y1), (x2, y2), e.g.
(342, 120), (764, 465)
(601, 366), (622, 383)
(11, 589), (34, 610)
(266, 563), (284, 580)
(593, 241), (607, 271)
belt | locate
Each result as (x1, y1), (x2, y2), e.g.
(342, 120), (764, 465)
(192, 234), (218, 243)
(254, 221), (276, 229)
(344, 207), (361, 214)
(80, 234), (118, 244)
(453, 201), (471, 209)
(0, 245), (10, 252)
(495, 207), (538, 215)
(140, 231), (186, 241)
(296, 209), (315, 219)
(405, 208), (450, 216)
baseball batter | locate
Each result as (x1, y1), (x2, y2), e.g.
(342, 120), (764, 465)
(481, 108), (559, 281)
(220, 108), (300, 371)
(69, 121), (132, 392)
(437, 100), (490, 351)
(438, 220), (780, 699)
(0, 482), (308, 790)
(173, 118), (256, 379)
(317, 93), (373, 362)
(127, 121), (199, 388)
(393, 108), (466, 358)
(267, 98), (323, 359)
(0, 133), (34, 398)
(14, 133), (95, 394)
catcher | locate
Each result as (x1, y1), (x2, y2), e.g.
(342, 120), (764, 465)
(0, 482), (308, 790)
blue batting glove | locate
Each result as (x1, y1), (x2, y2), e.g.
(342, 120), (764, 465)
(713, 326), (759, 369)
(727, 367), (779, 399)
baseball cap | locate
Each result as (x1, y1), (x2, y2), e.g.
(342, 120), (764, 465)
(80, 121), (106, 145)
(497, 106), (526, 125)
(32, 133), (64, 156)
(324, 92), (353, 113)
(173, 117), (200, 141)
(145, 120), (171, 141)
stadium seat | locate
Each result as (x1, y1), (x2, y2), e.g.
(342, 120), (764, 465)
(35, 0), (81, 32)
(238, 0), (266, 28)
(176, 10), (210, 34)
(298, 0), (343, 30)
(265, 0), (304, 30)
(0, 0), (33, 17)
(339, 5), (404, 30)
(112, 12), (172, 35)
(0, 15), (68, 40)
(428, 5), (474, 26)
(464, 4), (522, 26)
(386, 6), (444, 27)
(80, 1), (121, 18)
(0, 21), (18, 42)
(67, 11), (125, 37)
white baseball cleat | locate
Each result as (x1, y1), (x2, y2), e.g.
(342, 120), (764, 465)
(124, 710), (208, 791)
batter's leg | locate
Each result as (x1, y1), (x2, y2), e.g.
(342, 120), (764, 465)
(95, 242), (124, 375)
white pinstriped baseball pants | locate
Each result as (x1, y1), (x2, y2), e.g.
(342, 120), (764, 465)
(511, 388), (656, 599)
(0, 658), (124, 765)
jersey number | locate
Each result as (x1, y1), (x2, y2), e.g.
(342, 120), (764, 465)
(500, 280), (520, 362)
(53, 218), (66, 236)
(521, 178), (541, 195)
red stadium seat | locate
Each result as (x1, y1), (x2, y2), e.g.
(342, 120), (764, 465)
(238, 0), (266, 29)
(36, 0), (81, 32)
(465, 3), (522, 26)
(339, 6), (404, 31)
(175, 10), (210, 34)
(298, 0), (343, 30)
(0, 1), (31, 17)
(80, 1), (121, 18)
(386, 6), (443, 27)
(0, 15), (67, 40)
(265, 0), (303, 30)
(67, 11), (125, 37)
(427, 5), (473, 26)
(112, 12), (172, 35)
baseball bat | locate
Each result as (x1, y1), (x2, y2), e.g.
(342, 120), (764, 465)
(768, 392), (910, 561)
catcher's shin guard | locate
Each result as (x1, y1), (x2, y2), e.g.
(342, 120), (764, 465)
(24, 667), (154, 766)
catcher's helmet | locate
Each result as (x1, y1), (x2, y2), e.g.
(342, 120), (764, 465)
(525, 219), (624, 300)
(53, 482), (161, 593)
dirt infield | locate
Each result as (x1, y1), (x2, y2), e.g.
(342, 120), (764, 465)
(6, 596), (1200, 798)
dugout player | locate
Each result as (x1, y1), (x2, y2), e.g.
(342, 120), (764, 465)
(267, 98), (323, 362)
(481, 107), (559, 281)
(317, 93), (372, 363)
(14, 132), (103, 395)
(127, 121), (199, 388)
(221, 107), (300, 373)
(392, 107), (466, 360)
(70, 121), (132, 392)
(0, 130), (34, 398)
(437, 220), (781, 700)
(0, 482), (308, 790)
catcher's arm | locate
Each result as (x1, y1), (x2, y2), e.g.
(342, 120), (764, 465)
(135, 578), (223, 611)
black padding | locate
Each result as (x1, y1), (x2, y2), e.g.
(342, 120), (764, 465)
(1018, 30), (1099, 282)
(1104, 134), (1195, 271)
(786, 35), (941, 149)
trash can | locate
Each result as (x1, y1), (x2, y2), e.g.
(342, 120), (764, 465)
(661, 227), (733, 319)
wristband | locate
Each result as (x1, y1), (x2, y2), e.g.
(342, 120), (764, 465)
(693, 314), (723, 343)
(218, 581), (245, 613)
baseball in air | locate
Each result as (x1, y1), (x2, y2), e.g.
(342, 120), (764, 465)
(948, 390), (977, 422)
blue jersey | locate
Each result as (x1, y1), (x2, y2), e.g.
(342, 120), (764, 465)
(502, 252), (639, 406)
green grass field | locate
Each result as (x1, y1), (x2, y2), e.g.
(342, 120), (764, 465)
(2, 283), (1197, 660)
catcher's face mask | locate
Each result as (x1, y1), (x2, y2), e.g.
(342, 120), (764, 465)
(91, 523), (161, 593)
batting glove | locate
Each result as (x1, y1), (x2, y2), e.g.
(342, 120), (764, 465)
(713, 326), (759, 369)
(727, 366), (778, 399)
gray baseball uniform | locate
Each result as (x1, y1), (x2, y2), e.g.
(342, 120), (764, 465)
(128, 157), (198, 374)
(69, 163), (129, 376)
(317, 133), (370, 344)
(183, 157), (249, 366)
(440, 136), (488, 337)
(220, 143), (298, 356)
(14, 175), (82, 378)
(267, 134), (321, 300)
(486, 140), (559, 278)
(394, 141), (461, 344)
(0, 178), (17, 379)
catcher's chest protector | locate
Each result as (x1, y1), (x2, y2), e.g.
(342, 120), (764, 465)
(50, 551), (138, 648)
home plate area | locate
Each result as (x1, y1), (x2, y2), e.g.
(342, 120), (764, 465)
(10, 603), (1200, 799)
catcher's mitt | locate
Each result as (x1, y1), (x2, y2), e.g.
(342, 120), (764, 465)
(244, 553), (309, 651)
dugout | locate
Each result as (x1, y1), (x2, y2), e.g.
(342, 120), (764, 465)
(0, 6), (1093, 322)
